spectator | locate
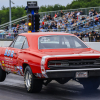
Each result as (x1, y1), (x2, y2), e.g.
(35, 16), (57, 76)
(5, 26), (8, 31)
(80, 11), (83, 15)
(42, 21), (44, 25)
(81, 16), (85, 20)
(44, 22), (49, 29)
(80, 33), (84, 40)
(84, 33), (89, 38)
(93, 9), (96, 16)
(50, 22), (55, 29)
(64, 19), (68, 27)
(47, 15), (52, 20)
(54, 13), (59, 18)
(93, 31), (97, 42)
(57, 13), (59, 17)
(12, 24), (16, 30)
(61, 10), (63, 17)
(94, 17), (99, 25)
(16, 24), (20, 30)
(96, 33), (100, 42)
(76, 33), (80, 38)
(89, 32), (93, 42)
(40, 23), (44, 29)
(54, 13), (57, 18)
(89, 10), (93, 17)
(21, 19), (25, 25)
(23, 23), (28, 32)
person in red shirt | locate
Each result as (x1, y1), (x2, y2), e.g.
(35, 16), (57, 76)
(54, 13), (57, 18)
(42, 21), (44, 25)
(95, 17), (99, 25)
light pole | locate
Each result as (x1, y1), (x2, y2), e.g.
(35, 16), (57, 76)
(9, 0), (14, 30)
(9, 0), (11, 30)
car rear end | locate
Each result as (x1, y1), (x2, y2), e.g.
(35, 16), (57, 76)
(43, 54), (100, 79)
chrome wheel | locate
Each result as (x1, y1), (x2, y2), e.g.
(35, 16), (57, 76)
(24, 66), (43, 93)
(25, 72), (31, 89)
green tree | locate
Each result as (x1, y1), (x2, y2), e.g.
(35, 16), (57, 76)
(1, 0), (100, 25)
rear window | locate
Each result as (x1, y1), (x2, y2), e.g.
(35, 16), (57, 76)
(38, 35), (88, 49)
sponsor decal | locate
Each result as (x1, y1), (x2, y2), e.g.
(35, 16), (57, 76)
(19, 66), (22, 70)
(4, 49), (14, 57)
(19, 66), (23, 75)
(5, 64), (9, 67)
(10, 66), (13, 69)
(17, 71), (21, 75)
(24, 60), (28, 62)
(17, 66), (20, 69)
(13, 71), (17, 74)
(37, 73), (42, 78)
(0, 62), (1, 66)
(7, 68), (11, 72)
(2, 61), (4, 63)
(14, 66), (17, 70)
(42, 74), (48, 78)
(4, 57), (13, 62)
(16, 66), (23, 75)
(2, 64), (5, 67)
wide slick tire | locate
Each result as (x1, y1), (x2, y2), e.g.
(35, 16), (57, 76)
(0, 67), (6, 82)
(24, 66), (43, 93)
(79, 77), (100, 91)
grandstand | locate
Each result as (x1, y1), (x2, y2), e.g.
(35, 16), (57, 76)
(0, 6), (100, 42)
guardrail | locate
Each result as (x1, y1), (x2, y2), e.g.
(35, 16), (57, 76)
(0, 29), (99, 42)
(0, 16), (27, 30)
(1, 6), (100, 30)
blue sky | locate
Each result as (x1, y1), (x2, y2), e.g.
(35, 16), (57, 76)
(0, 0), (73, 9)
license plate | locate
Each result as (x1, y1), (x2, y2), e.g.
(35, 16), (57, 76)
(76, 72), (88, 78)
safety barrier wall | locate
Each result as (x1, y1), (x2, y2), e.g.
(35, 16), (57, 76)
(0, 41), (99, 51)
(85, 42), (100, 51)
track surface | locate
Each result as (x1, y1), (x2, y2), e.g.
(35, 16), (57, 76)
(0, 74), (100, 100)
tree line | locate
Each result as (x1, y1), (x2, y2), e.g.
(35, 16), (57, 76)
(0, 0), (100, 25)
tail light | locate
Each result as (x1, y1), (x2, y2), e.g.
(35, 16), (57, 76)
(41, 58), (46, 74)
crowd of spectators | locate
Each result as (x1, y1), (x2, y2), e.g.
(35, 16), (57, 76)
(39, 9), (100, 42)
(74, 31), (100, 42)
(1, 19), (28, 38)
(40, 9), (100, 30)
(2, 9), (100, 42)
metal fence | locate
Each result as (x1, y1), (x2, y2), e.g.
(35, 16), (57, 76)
(0, 29), (99, 42)
(1, 6), (100, 30)
(39, 6), (100, 18)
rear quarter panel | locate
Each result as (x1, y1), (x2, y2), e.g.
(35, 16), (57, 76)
(18, 50), (42, 73)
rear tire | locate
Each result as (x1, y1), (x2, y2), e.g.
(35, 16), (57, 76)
(79, 77), (100, 90)
(0, 67), (6, 82)
(24, 66), (43, 93)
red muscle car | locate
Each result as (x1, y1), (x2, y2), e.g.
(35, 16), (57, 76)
(0, 32), (100, 93)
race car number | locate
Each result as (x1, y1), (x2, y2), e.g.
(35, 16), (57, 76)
(4, 49), (14, 57)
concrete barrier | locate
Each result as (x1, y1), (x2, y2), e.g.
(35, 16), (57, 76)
(85, 42), (100, 51)
(0, 41), (100, 51)
(0, 41), (12, 47)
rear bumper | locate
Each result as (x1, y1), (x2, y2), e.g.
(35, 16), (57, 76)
(46, 68), (100, 78)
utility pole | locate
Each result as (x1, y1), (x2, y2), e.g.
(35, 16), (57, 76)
(9, 0), (14, 30)
(9, 0), (11, 30)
